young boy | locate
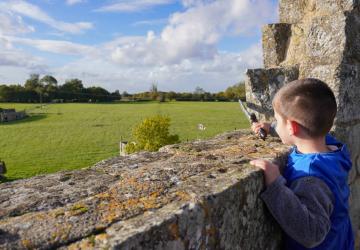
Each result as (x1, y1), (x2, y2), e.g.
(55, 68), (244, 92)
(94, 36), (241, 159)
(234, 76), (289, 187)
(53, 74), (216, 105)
(250, 78), (354, 249)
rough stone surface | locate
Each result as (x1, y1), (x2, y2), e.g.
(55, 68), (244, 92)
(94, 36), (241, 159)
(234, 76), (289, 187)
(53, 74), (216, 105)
(262, 23), (292, 68)
(0, 130), (288, 249)
(246, 0), (360, 244)
(245, 66), (299, 121)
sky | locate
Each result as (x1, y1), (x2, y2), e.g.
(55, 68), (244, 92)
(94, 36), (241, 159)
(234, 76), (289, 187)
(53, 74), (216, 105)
(0, 0), (279, 93)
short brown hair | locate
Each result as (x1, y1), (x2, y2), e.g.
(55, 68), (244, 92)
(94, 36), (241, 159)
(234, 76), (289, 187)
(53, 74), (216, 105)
(272, 78), (337, 137)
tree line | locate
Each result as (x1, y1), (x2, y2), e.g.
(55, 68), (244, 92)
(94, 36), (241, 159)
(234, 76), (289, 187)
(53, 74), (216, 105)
(0, 74), (120, 103)
(0, 74), (245, 103)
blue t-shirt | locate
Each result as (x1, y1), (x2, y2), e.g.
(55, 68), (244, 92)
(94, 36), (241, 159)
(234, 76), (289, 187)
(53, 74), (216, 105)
(283, 134), (354, 250)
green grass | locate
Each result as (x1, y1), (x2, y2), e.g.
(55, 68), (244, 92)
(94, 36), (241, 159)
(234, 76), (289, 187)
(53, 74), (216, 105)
(0, 102), (249, 181)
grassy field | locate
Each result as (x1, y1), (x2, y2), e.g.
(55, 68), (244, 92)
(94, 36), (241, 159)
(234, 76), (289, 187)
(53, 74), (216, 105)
(0, 102), (249, 181)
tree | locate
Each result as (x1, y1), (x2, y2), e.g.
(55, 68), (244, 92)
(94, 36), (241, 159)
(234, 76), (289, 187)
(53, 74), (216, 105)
(60, 79), (84, 101)
(157, 92), (166, 102)
(25, 74), (45, 103)
(61, 79), (84, 92)
(194, 86), (206, 101)
(224, 82), (245, 101)
(111, 90), (121, 101)
(125, 115), (180, 153)
(85, 86), (110, 102)
(194, 86), (205, 95)
(150, 83), (158, 100)
(40, 75), (57, 86)
(24, 74), (40, 91)
(40, 75), (58, 102)
(165, 91), (177, 101)
(0, 85), (13, 102)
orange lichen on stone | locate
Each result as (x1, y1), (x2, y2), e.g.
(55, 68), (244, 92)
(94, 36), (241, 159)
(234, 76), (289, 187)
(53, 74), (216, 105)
(21, 239), (32, 249)
(175, 191), (192, 201)
(139, 191), (162, 209)
(68, 240), (95, 250)
(68, 232), (110, 250)
(95, 233), (108, 241)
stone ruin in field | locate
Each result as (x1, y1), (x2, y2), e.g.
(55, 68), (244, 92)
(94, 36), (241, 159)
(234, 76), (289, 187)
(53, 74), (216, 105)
(0, 0), (360, 249)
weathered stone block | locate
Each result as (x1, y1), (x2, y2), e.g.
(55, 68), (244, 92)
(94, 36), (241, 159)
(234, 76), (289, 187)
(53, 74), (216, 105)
(262, 23), (292, 68)
(350, 179), (360, 240)
(245, 66), (299, 121)
(280, 24), (306, 68)
(279, 0), (357, 23)
(344, 10), (360, 64)
(279, 0), (307, 24)
(0, 169), (119, 219)
(334, 123), (360, 174)
(67, 168), (282, 250)
(305, 14), (346, 65)
(335, 64), (360, 123)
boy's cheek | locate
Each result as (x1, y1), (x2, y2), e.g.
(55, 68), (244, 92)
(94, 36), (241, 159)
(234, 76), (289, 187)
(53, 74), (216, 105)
(275, 126), (281, 137)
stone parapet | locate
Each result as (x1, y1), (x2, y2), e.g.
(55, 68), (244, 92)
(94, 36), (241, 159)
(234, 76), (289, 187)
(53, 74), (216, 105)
(0, 131), (289, 249)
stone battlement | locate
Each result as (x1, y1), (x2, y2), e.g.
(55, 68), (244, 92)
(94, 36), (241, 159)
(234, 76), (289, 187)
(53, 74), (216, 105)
(0, 131), (288, 249)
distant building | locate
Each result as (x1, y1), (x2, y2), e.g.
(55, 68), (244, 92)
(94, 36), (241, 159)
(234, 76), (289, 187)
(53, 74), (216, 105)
(0, 109), (27, 122)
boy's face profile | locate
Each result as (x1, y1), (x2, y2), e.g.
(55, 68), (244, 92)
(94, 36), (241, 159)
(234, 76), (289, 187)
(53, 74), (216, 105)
(274, 109), (294, 145)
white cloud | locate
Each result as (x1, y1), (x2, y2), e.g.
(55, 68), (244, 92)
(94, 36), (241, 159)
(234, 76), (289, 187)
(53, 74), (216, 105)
(0, 50), (45, 69)
(0, 40), (46, 71)
(66, 0), (86, 6)
(107, 0), (275, 66)
(181, 0), (214, 8)
(4, 36), (96, 56)
(132, 18), (167, 27)
(96, 0), (174, 12)
(0, 10), (35, 35)
(49, 43), (262, 92)
(1, 0), (93, 34)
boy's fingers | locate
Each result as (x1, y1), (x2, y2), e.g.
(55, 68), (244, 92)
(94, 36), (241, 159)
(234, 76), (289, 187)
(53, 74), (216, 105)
(249, 160), (266, 169)
(251, 123), (261, 133)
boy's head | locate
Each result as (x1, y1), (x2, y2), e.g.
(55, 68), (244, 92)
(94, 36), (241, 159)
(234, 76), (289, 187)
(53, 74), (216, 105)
(272, 78), (337, 140)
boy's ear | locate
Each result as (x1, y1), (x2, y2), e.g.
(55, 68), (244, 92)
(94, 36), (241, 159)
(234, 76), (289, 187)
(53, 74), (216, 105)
(289, 120), (299, 135)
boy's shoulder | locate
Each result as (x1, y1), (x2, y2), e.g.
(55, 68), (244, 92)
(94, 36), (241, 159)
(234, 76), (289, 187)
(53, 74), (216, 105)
(285, 136), (352, 182)
(325, 133), (342, 147)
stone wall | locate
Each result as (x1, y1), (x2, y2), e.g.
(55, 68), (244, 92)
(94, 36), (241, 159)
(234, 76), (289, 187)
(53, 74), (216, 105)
(245, 0), (360, 245)
(0, 131), (288, 249)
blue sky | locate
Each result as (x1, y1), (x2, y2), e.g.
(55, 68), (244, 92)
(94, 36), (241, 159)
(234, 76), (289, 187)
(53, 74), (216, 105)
(0, 0), (278, 92)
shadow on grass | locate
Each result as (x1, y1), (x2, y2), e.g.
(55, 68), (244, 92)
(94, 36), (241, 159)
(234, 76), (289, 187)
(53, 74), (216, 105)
(0, 176), (22, 183)
(0, 114), (48, 126)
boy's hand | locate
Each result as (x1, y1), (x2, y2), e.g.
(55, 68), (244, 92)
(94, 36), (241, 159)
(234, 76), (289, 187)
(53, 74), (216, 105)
(250, 159), (280, 186)
(251, 122), (271, 135)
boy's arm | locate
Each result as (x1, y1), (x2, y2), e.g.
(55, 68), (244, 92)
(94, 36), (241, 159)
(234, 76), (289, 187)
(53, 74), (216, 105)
(260, 176), (334, 248)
